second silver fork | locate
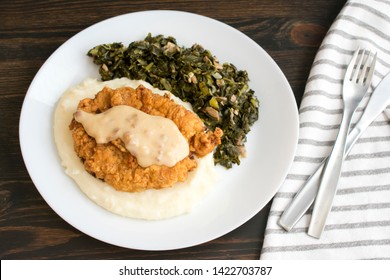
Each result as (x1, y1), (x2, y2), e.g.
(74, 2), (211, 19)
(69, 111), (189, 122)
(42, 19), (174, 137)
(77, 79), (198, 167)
(308, 48), (377, 238)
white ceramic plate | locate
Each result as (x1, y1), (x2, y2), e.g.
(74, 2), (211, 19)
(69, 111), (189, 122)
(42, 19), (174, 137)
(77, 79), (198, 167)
(19, 10), (299, 250)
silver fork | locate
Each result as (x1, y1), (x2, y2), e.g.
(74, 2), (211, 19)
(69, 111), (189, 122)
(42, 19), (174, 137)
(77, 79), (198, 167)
(308, 48), (376, 238)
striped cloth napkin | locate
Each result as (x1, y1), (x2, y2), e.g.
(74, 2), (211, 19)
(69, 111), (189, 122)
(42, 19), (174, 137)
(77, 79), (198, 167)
(260, 0), (390, 260)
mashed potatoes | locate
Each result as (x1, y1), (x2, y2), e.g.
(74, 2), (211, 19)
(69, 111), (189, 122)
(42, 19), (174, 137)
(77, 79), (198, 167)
(54, 78), (218, 220)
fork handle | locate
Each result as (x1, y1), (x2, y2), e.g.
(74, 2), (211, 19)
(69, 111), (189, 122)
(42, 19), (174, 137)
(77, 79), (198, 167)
(307, 109), (354, 238)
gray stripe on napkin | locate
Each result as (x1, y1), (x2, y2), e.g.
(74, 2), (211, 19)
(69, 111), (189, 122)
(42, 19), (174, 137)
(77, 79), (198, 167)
(299, 106), (343, 115)
(262, 239), (390, 253)
(306, 74), (343, 84)
(275, 184), (390, 199)
(286, 167), (390, 181)
(303, 90), (342, 99)
(294, 151), (390, 163)
(265, 220), (390, 235)
(312, 59), (346, 69)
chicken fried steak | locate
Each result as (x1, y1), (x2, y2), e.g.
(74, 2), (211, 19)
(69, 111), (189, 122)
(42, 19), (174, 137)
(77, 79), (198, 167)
(70, 85), (222, 192)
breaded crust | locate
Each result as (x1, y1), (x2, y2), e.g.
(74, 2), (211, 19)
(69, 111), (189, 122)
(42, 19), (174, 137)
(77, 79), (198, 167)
(69, 85), (222, 192)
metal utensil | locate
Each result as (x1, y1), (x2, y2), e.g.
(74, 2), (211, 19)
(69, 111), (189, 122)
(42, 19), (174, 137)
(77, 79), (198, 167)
(308, 48), (376, 238)
(279, 70), (390, 232)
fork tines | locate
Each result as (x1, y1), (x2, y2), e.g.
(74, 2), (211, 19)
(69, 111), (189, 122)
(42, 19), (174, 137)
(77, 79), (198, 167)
(347, 48), (376, 85)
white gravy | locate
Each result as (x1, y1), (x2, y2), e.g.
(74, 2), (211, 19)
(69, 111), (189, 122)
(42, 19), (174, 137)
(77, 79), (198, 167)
(74, 105), (189, 167)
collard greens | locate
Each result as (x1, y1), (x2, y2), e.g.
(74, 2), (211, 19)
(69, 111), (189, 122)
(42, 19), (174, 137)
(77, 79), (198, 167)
(87, 34), (259, 168)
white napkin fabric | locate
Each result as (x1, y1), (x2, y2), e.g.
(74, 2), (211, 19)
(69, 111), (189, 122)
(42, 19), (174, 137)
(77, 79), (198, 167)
(260, 0), (390, 260)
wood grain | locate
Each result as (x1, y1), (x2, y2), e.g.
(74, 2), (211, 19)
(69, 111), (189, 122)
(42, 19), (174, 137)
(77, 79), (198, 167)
(0, 0), (346, 259)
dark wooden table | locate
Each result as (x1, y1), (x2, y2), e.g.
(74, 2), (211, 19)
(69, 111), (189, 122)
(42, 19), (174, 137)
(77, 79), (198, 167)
(0, 0), (346, 259)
